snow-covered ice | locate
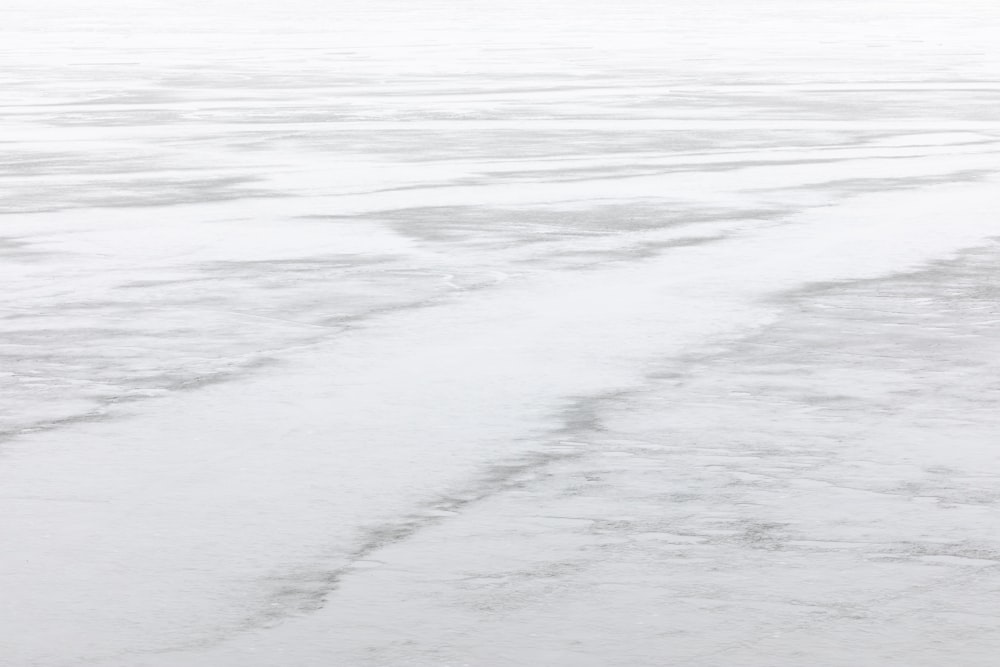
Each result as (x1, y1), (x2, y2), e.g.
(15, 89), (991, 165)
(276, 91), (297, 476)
(3, 1), (1000, 665)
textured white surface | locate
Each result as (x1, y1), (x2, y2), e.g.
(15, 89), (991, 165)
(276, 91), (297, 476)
(2, 1), (1000, 665)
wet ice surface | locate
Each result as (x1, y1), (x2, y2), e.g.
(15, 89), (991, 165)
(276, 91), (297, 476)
(3, 1), (1000, 665)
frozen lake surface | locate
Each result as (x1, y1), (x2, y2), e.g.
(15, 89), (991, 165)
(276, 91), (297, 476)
(3, 1), (1000, 665)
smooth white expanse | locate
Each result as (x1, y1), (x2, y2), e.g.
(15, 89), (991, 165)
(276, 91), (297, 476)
(3, 1), (1000, 665)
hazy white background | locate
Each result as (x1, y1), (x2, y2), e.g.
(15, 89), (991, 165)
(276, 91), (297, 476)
(3, 1), (1000, 665)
